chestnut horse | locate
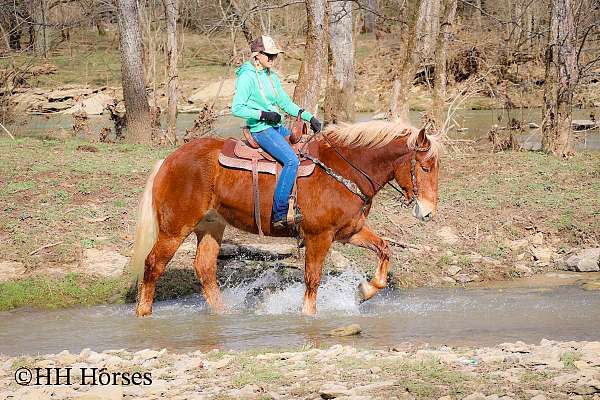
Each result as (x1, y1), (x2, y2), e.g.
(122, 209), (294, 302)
(131, 120), (441, 316)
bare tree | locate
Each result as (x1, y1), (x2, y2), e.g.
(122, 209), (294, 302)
(388, 0), (422, 121)
(163, 0), (178, 144)
(293, 0), (328, 114)
(31, 0), (48, 57)
(541, 0), (577, 156)
(116, 0), (151, 144)
(362, 0), (378, 34)
(323, 0), (355, 124)
(431, 0), (457, 129)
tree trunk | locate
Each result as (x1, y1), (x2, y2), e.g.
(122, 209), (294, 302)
(293, 0), (328, 114)
(363, 0), (378, 34)
(431, 0), (457, 130)
(116, 0), (151, 144)
(163, 0), (178, 144)
(416, 0), (441, 63)
(323, 0), (355, 124)
(473, 0), (482, 30)
(388, 0), (422, 121)
(541, 0), (577, 156)
(31, 0), (48, 57)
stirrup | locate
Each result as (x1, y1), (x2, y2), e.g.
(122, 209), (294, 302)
(272, 210), (303, 229)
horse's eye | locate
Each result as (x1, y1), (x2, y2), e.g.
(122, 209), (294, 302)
(421, 166), (431, 173)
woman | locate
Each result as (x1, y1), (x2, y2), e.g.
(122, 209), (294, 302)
(231, 35), (322, 229)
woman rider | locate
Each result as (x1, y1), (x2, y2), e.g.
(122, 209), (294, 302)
(231, 35), (322, 229)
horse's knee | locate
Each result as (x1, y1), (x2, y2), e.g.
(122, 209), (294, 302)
(380, 239), (390, 261)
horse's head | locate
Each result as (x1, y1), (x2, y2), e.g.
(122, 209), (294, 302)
(392, 127), (440, 221)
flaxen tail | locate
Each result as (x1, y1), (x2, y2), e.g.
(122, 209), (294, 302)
(129, 160), (164, 285)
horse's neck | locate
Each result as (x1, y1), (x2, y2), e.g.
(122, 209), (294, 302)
(319, 140), (409, 197)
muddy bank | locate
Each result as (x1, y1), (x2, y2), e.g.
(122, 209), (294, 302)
(2, 340), (600, 399)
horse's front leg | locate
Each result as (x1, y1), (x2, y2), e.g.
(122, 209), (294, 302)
(302, 232), (333, 315)
(348, 226), (391, 301)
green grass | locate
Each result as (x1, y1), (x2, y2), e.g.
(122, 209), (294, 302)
(232, 356), (283, 388)
(560, 351), (582, 368)
(0, 273), (129, 311)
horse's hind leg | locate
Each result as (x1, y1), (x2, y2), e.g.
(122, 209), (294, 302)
(194, 211), (226, 312)
(136, 233), (185, 317)
(348, 226), (390, 301)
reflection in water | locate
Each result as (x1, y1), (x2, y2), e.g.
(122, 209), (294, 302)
(2, 269), (600, 356)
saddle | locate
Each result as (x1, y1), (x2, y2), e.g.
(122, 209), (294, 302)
(218, 137), (319, 235)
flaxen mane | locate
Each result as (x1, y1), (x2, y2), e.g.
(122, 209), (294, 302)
(323, 120), (442, 160)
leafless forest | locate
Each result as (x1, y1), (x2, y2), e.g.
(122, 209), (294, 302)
(1, 0), (599, 155)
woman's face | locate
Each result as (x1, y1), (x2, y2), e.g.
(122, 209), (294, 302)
(255, 52), (277, 69)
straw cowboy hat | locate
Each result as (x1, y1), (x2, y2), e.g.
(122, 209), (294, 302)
(250, 35), (284, 57)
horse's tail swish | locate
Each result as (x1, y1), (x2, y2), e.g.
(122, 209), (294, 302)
(129, 159), (164, 285)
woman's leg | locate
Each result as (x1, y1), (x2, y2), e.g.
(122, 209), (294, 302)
(252, 127), (300, 221)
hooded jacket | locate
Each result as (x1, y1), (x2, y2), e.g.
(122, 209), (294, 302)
(231, 61), (314, 133)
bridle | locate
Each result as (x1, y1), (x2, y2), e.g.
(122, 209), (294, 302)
(300, 132), (429, 210)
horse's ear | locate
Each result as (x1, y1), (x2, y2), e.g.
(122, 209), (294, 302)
(416, 127), (429, 150)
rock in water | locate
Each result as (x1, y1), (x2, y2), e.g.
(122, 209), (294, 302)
(327, 324), (362, 337)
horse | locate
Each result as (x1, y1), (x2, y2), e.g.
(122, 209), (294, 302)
(130, 120), (441, 316)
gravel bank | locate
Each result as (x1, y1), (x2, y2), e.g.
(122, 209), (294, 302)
(2, 339), (600, 399)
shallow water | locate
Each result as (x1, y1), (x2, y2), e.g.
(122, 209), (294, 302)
(2, 269), (600, 356)
(9, 108), (600, 150)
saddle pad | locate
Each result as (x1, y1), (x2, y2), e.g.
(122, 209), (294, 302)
(219, 139), (316, 176)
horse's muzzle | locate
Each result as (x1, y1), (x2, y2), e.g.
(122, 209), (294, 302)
(412, 201), (433, 222)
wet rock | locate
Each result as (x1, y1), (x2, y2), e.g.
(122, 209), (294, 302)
(565, 249), (600, 272)
(319, 383), (351, 398)
(80, 249), (128, 277)
(327, 324), (362, 337)
(236, 243), (296, 260)
(437, 226), (459, 245)
(219, 243), (239, 257)
(446, 265), (462, 276)
(0, 260), (26, 281)
(500, 341), (531, 353)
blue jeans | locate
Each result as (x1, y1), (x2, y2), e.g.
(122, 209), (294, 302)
(252, 126), (299, 221)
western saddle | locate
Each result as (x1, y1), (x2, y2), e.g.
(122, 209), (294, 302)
(218, 133), (319, 235)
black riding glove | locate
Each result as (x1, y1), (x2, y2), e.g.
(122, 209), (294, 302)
(310, 117), (322, 133)
(260, 111), (281, 125)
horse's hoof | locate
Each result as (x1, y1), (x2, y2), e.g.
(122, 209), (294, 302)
(358, 281), (377, 301)
(135, 304), (152, 317)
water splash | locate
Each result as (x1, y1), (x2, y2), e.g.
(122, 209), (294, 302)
(220, 267), (367, 315)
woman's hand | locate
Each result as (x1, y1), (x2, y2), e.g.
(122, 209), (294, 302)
(260, 111), (281, 124)
(310, 117), (322, 133)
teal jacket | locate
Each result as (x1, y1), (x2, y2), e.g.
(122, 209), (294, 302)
(231, 61), (313, 133)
